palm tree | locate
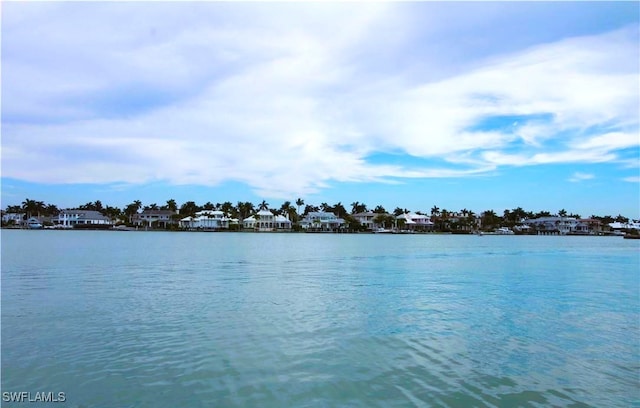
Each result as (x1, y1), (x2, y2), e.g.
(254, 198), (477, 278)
(278, 201), (295, 222)
(279, 201), (292, 216)
(6, 205), (22, 214)
(440, 209), (451, 231)
(350, 202), (368, 214)
(481, 210), (499, 231)
(295, 198), (304, 217)
(511, 207), (527, 222)
(45, 204), (60, 217)
(333, 202), (347, 218)
(103, 206), (122, 221)
(373, 205), (386, 214)
(558, 209), (568, 217)
(180, 201), (199, 217)
(22, 198), (39, 219)
(373, 213), (394, 229)
(430, 205), (440, 223)
(615, 214), (629, 223)
(166, 199), (178, 212)
(303, 204), (318, 215)
(221, 202), (235, 217)
(467, 210), (477, 231)
(258, 200), (269, 211)
(124, 200), (142, 224)
(237, 201), (255, 222)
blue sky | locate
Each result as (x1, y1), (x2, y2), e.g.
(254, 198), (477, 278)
(2, 2), (639, 218)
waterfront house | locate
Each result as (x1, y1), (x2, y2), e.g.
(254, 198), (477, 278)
(2, 212), (25, 226)
(396, 213), (435, 231)
(56, 210), (113, 228)
(300, 211), (345, 232)
(243, 210), (291, 231)
(132, 210), (176, 229)
(180, 210), (229, 230)
(352, 212), (377, 231)
(522, 216), (599, 235)
(608, 220), (640, 234)
(577, 219), (602, 234)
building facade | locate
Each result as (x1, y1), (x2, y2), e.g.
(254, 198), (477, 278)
(132, 210), (176, 228)
(352, 212), (377, 231)
(300, 212), (345, 231)
(243, 210), (291, 231)
(57, 210), (113, 228)
(180, 211), (230, 230)
(523, 216), (599, 235)
(396, 213), (435, 231)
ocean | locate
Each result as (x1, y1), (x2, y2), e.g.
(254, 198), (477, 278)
(2, 230), (639, 407)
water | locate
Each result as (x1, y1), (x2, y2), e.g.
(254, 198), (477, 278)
(2, 230), (639, 407)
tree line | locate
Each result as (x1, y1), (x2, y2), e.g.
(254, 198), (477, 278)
(3, 197), (634, 231)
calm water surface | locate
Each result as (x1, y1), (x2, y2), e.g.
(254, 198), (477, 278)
(2, 230), (639, 407)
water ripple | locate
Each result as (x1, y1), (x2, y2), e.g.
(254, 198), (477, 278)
(2, 231), (639, 407)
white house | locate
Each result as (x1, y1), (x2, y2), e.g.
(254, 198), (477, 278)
(57, 210), (112, 228)
(180, 210), (230, 230)
(132, 210), (176, 228)
(2, 213), (24, 225)
(523, 216), (593, 235)
(243, 210), (291, 231)
(396, 213), (434, 231)
(608, 220), (640, 235)
(300, 211), (345, 231)
(352, 212), (377, 231)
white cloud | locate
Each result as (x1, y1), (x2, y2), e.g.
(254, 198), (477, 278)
(568, 172), (595, 183)
(623, 176), (640, 183)
(1, 3), (638, 198)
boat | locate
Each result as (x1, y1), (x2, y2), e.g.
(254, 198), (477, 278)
(373, 228), (393, 234)
(495, 227), (514, 235)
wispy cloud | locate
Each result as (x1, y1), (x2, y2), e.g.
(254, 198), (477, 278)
(623, 176), (640, 183)
(568, 172), (595, 183)
(2, 3), (638, 198)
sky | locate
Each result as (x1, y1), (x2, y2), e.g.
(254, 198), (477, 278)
(2, 2), (639, 218)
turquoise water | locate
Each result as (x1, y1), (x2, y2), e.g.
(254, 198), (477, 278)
(2, 230), (639, 407)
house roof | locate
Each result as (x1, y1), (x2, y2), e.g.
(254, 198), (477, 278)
(195, 210), (224, 216)
(60, 210), (110, 220)
(306, 211), (338, 217)
(138, 210), (175, 215)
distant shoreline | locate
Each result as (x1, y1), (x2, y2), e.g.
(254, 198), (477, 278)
(1, 227), (629, 237)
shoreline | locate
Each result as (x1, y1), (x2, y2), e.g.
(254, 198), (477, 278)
(0, 226), (628, 237)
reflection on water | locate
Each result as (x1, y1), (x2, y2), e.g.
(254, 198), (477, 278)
(2, 231), (639, 407)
